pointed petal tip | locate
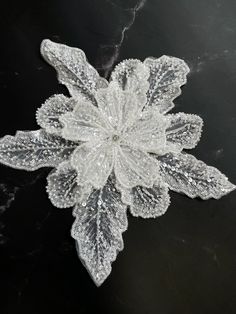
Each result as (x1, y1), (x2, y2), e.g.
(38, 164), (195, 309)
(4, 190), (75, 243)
(74, 239), (110, 287)
(225, 181), (236, 194)
(157, 153), (236, 200)
(209, 181), (236, 200)
(213, 179), (236, 200)
(91, 271), (109, 287)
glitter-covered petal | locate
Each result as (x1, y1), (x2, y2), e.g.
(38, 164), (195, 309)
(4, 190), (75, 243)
(110, 59), (149, 106)
(0, 130), (77, 171)
(165, 113), (203, 151)
(60, 101), (109, 142)
(114, 145), (158, 188)
(47, 161), (81, 208)
(124, 108), (168, 154)
(144, 56), (190, 113)
(36, 94), (76, 135)
(157, 152), (236, 199)
(71, 142), (114, 189)
(121, 183), (170, 218)
(96, 82), (139, 131)
(41, 39), (108, 103)
(71, 175), (128, 286)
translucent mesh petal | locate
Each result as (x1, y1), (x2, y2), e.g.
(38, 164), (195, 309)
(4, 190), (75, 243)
(165, 113), (203, 151)
(96, 82), (139, 131)
(110, 59), (149, 107)
(144, 55), (190, 113)
(124, 108), (168, 154)
(71, 142), (114, 189)
(47, 161), (81, 208)
(0, 130), (77, 170)
(121, 183), (170, 218)
(114, 145), (159, 188)
(41, 39), (108, 104)
(36, 94), (76, 135)
(71, 175), (128, 286)
(157, 152), (236, 199)
(60, 101), (109, 142)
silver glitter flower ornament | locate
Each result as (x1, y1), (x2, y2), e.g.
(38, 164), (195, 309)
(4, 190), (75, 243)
(0, 39), (235, 286)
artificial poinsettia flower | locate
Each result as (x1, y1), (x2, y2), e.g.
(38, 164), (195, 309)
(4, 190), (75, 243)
(0, 39), (235, 286)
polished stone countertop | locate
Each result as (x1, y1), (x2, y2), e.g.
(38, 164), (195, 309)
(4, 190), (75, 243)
(0, 0), (236, 313)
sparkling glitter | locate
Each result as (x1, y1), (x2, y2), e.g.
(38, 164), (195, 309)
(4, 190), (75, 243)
(0, 39), (235, 286)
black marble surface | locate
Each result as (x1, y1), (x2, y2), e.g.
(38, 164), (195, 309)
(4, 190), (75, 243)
(0, 0), (236, 313)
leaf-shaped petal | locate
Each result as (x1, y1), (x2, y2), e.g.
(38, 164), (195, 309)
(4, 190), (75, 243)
(119, 183), (170, 218)
(114, 145), (159, 188)
(124, 108), (168, 154)
(40, 39), (108, 103)
(110, 59), (149, 106)
(36, 94), (76, 135)
(60, 100), (109, 142)
(0, 130), (77, 171)
(144, 56), (190, 113)
(157, 152), (236, 199)
(166, 113), (203, 151)
(71, 175), (128, 286)
(71, 142), (114, 189)
(47, 161), (80, 208)
(96, 82), (139, 131)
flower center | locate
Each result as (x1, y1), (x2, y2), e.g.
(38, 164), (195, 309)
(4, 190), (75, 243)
(112, 134), (120, 142)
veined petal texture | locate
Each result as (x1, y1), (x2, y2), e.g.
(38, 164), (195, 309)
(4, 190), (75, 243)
(157, 152), (236, 199)
(119, 183), (170, 218)
(41, 39), (108, 103)
(71, 142), (114, 189)
(165, 113), (203, 151)
(0, 130), (77, 170)
(96, 82), (139, 131)
(110, 59), (149, 106)
(71, 175), (128, 286)
(144, 55), (190, 113)
(36, 94), (76, 135)
(114, 145), (159, 188)
(60, 100), (109, 142)
(47, 161), (80, 208)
